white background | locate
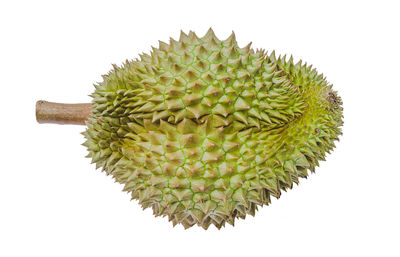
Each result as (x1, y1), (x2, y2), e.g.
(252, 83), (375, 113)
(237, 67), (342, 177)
(1, 0), (399, 256)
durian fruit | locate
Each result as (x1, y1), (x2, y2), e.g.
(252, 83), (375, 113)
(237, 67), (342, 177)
(36, 29), (343, 229)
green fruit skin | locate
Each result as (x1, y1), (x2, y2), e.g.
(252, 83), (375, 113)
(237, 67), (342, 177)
(82, 29), (343, 229)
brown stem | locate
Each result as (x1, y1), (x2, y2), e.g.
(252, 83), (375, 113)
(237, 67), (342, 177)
(36, 100), (91, 125)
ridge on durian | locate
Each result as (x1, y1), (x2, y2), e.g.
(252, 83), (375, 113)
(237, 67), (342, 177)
(82, 28), (343, 229)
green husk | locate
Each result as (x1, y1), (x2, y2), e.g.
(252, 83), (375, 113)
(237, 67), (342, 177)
(82, 29), (343, 229)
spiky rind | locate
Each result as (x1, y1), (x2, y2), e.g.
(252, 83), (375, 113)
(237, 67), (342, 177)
(82, 29), (343, 229)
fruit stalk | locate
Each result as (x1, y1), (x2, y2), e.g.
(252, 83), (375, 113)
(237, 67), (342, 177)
(35, 100), (91, 125)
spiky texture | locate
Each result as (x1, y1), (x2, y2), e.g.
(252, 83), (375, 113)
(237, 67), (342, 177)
(82, 29), (343, 229)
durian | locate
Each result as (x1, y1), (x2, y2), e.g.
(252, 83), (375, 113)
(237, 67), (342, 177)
(36, 29), (343, 229)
